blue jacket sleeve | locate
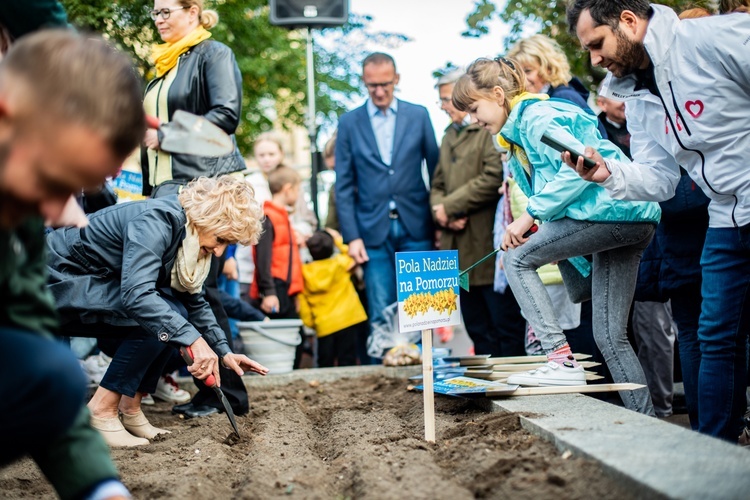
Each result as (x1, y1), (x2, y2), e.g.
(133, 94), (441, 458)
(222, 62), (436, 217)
(173, 289), (232, 357)
(334, 113), (360, 243)
(422, 109), (440, 180)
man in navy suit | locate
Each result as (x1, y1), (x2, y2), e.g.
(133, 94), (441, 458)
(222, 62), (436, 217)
(335, 52), (439, 338)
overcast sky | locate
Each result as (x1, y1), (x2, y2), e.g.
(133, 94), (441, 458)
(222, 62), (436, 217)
(338, 0), (512, 141)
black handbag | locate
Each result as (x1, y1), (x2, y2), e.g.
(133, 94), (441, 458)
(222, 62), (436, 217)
(557, 258), (592, 304)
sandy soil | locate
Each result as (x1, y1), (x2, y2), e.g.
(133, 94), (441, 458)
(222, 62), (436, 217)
(1, 375), (635, 499)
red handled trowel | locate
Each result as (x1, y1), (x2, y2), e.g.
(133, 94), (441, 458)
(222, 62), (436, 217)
(180, 346), (240, 437)
(146, 110), (233, 157)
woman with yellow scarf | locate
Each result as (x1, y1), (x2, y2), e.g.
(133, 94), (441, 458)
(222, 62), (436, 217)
(142, 1), (252, 420)
(142, 0), (246, 198)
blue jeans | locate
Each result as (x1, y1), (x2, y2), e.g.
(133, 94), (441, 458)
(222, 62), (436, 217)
(364, 217), (433, 327)
(2, 328), (87, 464)
(698, 227), (750, 441)
(504, 218), (655, 415)
(670, 284), (702, 430)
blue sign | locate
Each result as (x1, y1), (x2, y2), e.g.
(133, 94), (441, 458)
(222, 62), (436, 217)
(395, 250), (461, 333)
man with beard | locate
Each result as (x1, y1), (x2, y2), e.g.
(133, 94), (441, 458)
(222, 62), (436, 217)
(565, 0), (750, 444)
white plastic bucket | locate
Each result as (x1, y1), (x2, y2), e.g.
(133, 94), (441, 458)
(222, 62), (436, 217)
(237, 319), (303, 374)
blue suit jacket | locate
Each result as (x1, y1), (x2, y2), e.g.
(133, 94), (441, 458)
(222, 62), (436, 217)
(335, 99), (439, 247)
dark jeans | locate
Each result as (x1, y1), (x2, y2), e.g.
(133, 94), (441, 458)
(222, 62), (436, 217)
(670, 284), (702, 430)
(2, 328), (87, 464)
(62, 294), (186, 398)
(317, 323), (360, 368)
(460, 285), (526, 357)
(697, 227), (750, 441)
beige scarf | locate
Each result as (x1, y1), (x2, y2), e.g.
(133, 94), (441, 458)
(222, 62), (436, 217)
(171, 222), (212, 294)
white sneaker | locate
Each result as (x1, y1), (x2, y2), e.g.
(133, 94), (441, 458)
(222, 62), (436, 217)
(141, 393), (155, 406)
(153, 373), (191, 404)
(79, 353), (112, 385)
(507, 361), (586, 387)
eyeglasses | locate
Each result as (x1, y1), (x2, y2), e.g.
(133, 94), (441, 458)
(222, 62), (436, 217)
(365, 81), (395, 91)
(150, 6), (188, 20)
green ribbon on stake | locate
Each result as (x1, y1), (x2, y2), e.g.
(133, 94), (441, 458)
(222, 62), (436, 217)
(458, 224), (538, 292)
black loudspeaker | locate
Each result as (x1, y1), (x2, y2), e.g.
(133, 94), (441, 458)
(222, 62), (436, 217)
(269, 0), (348, 28)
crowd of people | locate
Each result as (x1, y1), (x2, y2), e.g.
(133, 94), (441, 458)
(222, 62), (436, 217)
(1, 0), (750, 498)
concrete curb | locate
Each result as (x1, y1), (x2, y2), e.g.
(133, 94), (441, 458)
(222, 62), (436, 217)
(478, 393), (750, 500)
(178, 367), (750, 499)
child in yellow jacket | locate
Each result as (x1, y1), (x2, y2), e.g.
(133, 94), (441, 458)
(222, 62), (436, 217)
(299, 229), (368, 367)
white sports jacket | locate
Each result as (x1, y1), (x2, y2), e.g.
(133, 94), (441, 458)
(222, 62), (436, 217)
(600, 4), (750, 228)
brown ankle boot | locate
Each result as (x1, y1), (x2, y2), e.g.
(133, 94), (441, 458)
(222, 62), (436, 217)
(121, 410), (170, 439)
(90, 415), (149, 447)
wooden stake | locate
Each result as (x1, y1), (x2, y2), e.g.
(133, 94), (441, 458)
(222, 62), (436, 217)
(484, 383), (644, 397)
(421, 329), (435, 443)
(491, 361), (601, 372)
(485, 353), (592, 365)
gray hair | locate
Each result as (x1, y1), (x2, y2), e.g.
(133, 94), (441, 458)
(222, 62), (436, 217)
(435, 67), (465, 88)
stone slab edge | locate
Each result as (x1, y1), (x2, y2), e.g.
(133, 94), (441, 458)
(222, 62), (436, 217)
(477, 393), (750, 500)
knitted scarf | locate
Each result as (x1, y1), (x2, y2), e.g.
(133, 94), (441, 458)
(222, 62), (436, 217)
(171, 221), (212, 295)
(151, 26), (211, 78)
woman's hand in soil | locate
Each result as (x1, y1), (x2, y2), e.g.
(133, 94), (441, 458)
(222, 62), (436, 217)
(222, 353), (270, 376)
(502, 212), (535, 251)
(187, 337), (220, 386)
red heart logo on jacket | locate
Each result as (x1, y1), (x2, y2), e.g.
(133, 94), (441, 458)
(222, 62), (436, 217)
(685, 100), (704, 119)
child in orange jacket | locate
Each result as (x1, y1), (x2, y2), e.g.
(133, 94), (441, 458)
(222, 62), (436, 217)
(251, 166), (304, 318)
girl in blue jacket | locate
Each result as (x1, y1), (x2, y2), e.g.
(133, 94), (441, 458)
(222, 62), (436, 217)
(452, 57), (661, 415)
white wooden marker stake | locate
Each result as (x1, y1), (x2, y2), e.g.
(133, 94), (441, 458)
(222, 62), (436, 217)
(422, 328), (435, 442)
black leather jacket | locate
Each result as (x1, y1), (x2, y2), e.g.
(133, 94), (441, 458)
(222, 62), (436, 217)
(142, 39), (246, 197)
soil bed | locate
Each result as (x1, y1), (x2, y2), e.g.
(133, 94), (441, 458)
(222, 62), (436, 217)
(1, 375), (635, 499)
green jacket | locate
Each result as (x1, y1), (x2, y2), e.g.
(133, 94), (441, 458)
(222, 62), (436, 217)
(1, 217), (119, 500)
(430, 122), (503, 287)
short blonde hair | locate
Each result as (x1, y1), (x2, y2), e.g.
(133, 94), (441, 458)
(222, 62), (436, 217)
(507, 34), (572, 88)
(179, 0), (219, 29)
(178, 175), (263, 246)
(268, 166), (300, 195)
(452, 57), (527, 114)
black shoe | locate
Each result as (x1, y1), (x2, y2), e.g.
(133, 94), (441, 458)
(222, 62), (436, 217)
(184, 404), (219, 419)
(172, 402), (195, 415)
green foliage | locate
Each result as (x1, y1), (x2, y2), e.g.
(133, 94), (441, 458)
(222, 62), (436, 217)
(432, 61), (462, 79)
(463, 0), (714, 89)
(60, 0), (405, 154)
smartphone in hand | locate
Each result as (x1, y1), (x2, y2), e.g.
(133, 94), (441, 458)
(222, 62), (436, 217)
(541, 133), (597, 170)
